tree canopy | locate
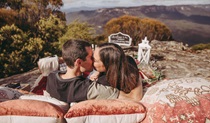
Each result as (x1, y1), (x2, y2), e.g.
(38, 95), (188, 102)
(0, 0), (65, 31)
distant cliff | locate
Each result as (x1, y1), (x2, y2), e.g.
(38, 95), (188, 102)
(66, 4), (210, 46)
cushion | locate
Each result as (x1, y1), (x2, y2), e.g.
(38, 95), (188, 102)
(0, 99), (65, 123)
(0, 86), (23, 102)
(140, 77), (210, 123)
(65, 99), (146, 123)
(38, 55), (59, 76)
(19, 94), (69, 113)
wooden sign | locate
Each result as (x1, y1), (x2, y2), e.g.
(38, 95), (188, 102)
(108, 32), (132, 46)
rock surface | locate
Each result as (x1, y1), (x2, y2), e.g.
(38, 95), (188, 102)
(125, 40), (210, 81)
(0, 40), (210, 88)
(149, 40), (210, 81)
(0, 69), (40, 87)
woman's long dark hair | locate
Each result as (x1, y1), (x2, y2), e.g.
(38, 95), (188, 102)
(97, 43), (139, 93)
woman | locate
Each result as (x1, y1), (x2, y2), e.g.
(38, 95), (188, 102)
(91, 43), (143, 101)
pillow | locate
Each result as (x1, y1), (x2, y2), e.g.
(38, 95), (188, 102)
(0, 86), (23, 102)
(140, 77), (210, 123)
(65, 99), (146, 123)
(38, 55), (59, 76)
(0, 99), (65, 123)
(19, 94), (69, 113)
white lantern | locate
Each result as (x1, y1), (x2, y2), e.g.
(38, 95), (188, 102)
(137, 37), (151, 64)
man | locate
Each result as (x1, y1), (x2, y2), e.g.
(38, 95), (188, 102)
(46, 39), (119, 103)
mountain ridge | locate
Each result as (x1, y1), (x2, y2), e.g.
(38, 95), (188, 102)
(66, 4), (210, 46)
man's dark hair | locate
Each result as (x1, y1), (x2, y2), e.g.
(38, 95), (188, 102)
(62, 39), (91, 67)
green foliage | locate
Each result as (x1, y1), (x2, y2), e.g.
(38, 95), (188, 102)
(36, 14), (67, 56)
(191, 43), (210, 51)
(58, 20), (96, 48)
(0, 24), (30, 77)
(104, 15), (173, 45)
(0, 24), (57, 78)
(0, 0), (65, 31)
(0, 0), (66, 78)
(22, 37), (45, 62)
(36, 14), (66, 43)
(0, 24), (26, 53)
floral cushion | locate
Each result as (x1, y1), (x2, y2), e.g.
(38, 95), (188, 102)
(140, 77), (210, 123)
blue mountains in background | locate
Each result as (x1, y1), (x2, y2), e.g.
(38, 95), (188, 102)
(65, 4), (210, 46)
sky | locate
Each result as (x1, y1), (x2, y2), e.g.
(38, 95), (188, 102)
(62, 0), (210, 10)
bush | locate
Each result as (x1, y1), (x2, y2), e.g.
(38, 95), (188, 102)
(191, 43), (210, 51)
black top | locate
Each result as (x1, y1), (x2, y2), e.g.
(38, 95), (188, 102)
(46, 70), (92, 103)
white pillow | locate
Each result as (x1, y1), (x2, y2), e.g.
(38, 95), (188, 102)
(38, 55), (59, 76)
(19, 95), (69, 113)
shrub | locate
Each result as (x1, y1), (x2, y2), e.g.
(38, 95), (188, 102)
(191, 43), (210, 51)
